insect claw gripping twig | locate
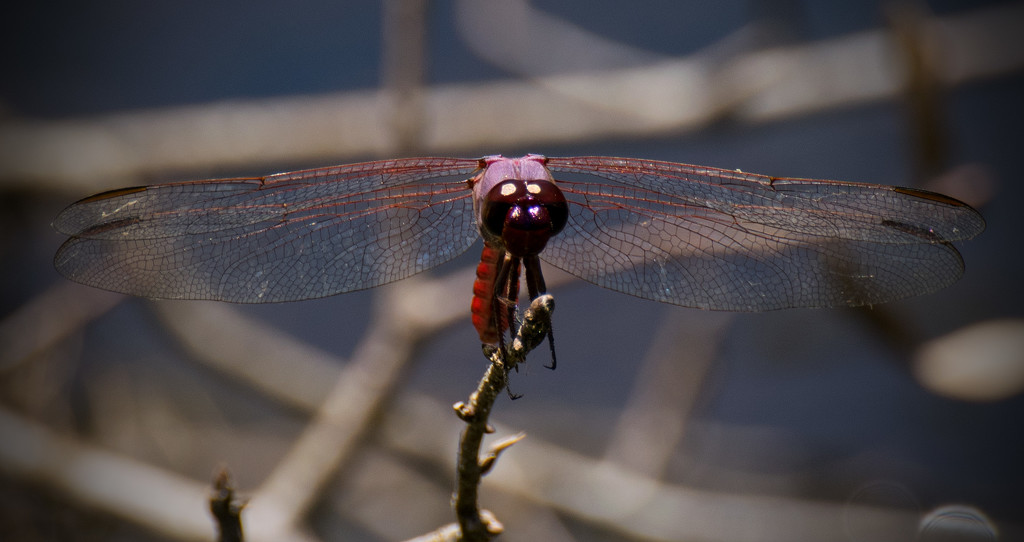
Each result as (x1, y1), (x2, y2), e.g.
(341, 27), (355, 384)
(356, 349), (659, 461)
(514, 295), (556, 360)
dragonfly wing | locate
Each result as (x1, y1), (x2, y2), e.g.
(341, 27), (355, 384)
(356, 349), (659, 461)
(543, 156), (985, 311)
(54, 158), (483, 302)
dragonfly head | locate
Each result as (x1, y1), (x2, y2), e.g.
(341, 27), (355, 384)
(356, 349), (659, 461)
(480, 179), (568, 257)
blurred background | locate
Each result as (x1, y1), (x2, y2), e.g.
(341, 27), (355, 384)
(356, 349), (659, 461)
(2, 1), (1023, 541)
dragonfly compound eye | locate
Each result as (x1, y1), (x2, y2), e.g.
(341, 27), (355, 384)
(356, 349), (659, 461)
(480, 179), (568, 256)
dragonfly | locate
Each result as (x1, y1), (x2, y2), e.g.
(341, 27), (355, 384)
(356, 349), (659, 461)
(54, 154), (984, 358)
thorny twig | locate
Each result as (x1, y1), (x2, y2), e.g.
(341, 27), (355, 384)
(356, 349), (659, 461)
(450, 295), (554, 541)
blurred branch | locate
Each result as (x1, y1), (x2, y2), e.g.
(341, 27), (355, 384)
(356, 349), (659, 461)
(150, 271), (476, 413)
(913, 318), (1024, 401)
(151, 274), (462, 541)
(0, 405), (320, 542)
(453, 0), (774, 121)
(240, 289), (424, 541)
(149, 269), (574, 541)
(384, 395), (924, 542)
(602, 310), (732, 477)
(381, 0), (428, 154)
(887, 2), (950, 183)
(152, 300), (342, 413)
(403, 523), (462, 542)
(0, 406), (237, 542)
(3, 3), (1021, 193)
(145, 271), (1022, 540)
(0, 282), (123, 374)
(151, 268), (577, 414)
(4, 356), (1020, 542)
(453, 0), (664, 75)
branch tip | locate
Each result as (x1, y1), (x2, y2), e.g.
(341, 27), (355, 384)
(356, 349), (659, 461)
(209, 467), (244, 542)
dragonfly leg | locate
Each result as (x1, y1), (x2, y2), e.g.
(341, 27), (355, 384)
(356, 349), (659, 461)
(523, 256), (557, 370)
(488, 253), (520, 362)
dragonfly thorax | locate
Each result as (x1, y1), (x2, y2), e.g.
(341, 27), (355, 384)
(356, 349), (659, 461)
(479, 179), (568, 257)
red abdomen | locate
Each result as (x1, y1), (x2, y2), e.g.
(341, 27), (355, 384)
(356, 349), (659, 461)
(470, 242), (518, 344)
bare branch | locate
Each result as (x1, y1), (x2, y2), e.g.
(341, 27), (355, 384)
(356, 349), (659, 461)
(452, 295), (554, 541)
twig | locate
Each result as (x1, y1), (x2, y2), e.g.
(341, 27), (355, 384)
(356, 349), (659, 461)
(209, 468), (245, 542)
(451, 295), (554, 541)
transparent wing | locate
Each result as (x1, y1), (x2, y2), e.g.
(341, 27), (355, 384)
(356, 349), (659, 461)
(544, 156), (985, 310)
(54, 158), (484, 302)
